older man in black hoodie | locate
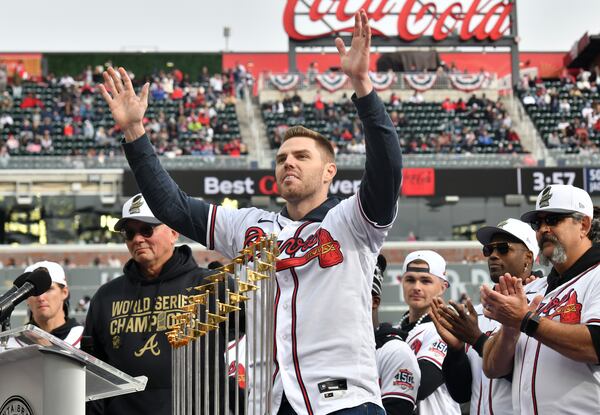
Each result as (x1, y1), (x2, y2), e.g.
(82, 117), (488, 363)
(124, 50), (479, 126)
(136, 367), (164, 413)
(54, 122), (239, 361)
(85, 194), (234, 415)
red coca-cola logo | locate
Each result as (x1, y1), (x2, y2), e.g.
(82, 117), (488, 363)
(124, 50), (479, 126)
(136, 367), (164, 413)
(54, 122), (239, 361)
(284, 0), (513, 42)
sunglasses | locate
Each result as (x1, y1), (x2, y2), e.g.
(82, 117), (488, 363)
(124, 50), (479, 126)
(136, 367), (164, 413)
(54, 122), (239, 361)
(119, 223), (160, 241)
(482, 242), (529, 257)
(529, 214), (572, 231)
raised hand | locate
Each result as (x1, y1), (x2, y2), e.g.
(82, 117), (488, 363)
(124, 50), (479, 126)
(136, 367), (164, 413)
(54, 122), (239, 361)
(430, 297), (465, 351)
(335, 9), (373, 97)
(97, 67), (149, 141)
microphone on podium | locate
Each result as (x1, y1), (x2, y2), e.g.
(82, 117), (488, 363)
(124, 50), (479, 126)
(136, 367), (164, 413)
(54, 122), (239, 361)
(0, 270), (52, 323)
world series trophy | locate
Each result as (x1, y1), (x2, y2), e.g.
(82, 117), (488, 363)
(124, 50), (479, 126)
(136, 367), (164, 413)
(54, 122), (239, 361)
(168, 235), (278, 415)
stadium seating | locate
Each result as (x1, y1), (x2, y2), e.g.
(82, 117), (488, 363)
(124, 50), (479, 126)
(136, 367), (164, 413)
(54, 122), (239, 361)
(0, 78), (244, 157)
(261, 95), (525, 155)
(519, 77), (600, 153)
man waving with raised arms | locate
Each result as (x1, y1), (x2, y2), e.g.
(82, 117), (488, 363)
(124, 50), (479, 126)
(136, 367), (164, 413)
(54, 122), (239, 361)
(98, 10), (402, 415)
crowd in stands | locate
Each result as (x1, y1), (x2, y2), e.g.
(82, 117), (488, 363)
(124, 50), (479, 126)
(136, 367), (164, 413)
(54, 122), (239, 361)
(262, 91), (523, 155)
(0, 63), (248, 158)
(519, 67), (600, 153)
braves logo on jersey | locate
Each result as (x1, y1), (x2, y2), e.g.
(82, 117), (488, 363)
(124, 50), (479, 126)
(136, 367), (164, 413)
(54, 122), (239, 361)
(410, 339), (422, 354)
(537, 289), (582, 324)
(242, 227), (344, 271)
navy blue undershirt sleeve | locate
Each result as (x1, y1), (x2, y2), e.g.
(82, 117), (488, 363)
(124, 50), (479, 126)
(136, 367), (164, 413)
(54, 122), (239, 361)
(123, 135), (210, 245)
(352, 90), (402, 226)
(382, 397), (415, 415)
(587, 325), (600, 364)
(442, 346), (473, 403)
(417, 360), (444, 401)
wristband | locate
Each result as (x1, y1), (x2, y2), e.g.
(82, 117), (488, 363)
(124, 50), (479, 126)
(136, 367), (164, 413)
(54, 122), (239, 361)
(520, 311), (541, 336)
(472, 333), (489, 357)
(520, 311), (534, 333)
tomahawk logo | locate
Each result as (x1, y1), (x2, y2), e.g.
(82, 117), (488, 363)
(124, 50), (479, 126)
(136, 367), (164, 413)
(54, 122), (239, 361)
(129, 194), (144, 214)
(538, 186), (553, 208)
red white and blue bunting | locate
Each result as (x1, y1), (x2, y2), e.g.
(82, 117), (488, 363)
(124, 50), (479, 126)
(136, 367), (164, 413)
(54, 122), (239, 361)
(269, 74), (301, 91)
(448, 73), (489, 92)
(315, 73), (348, 92)
(369, 71), (397, 91)
(403, 73), (438, 92)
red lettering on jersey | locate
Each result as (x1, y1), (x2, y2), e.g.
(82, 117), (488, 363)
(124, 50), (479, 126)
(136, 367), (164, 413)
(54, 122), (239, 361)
(538, 289), (582, 323)
(276, 229), (344, 271)
(243, 226), (267, 248)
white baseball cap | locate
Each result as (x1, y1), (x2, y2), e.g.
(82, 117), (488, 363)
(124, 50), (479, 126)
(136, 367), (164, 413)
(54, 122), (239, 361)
(24, 261), (67, 287)
(476, 218), (540, 259)
(402, 250), (448, 283)
(114, 194), (162, 231)
(521, 185), (593, 223)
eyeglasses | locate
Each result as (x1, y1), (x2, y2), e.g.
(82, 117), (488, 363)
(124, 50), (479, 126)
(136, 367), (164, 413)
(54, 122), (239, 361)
(483, 242), (529, 257)
(482, 242), (512, 257)
(119, 223), (160, 241)
(529, 214), (572, 231)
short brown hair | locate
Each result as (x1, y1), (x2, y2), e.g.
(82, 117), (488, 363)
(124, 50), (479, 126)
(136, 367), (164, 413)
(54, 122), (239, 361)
(283, 125), (335, 162)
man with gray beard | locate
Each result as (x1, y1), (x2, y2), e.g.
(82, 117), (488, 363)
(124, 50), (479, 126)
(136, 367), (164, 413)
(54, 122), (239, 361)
(480, 184), (600, 414)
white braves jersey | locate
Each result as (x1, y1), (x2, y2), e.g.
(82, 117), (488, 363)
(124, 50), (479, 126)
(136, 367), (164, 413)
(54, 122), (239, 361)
(513, 266), (600, 414)
(467, 305), (511, 415)
(469, 279), (547, 415)
(405, 321), (461, 415)
(376, 336), (420, 410)
(208, 194), (390, 415)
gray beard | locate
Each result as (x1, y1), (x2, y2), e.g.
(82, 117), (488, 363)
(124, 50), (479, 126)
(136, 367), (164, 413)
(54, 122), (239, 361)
(539, 241), (568, 266)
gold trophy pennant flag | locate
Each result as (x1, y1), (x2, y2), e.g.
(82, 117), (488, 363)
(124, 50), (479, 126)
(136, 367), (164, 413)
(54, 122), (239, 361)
(263, 251), (277, 263)
(206, 271), (227, 283)
(207, 313), (228, 326)
(232, 255), (246, 265)
(181, 304), (197, 313)
(217, 301), (241, 315)
(193, 281), (218, 293)
(238, 280), (258, 293)
(189, 292), (209, 306)
(197, 321), (219, 332)
(218, 263), (236, 273)
(247, 269), (269, 282)
(229, 292), (249, 304)
(256, 260), (274, 273)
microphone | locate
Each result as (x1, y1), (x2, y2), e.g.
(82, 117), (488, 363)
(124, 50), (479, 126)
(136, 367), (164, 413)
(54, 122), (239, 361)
(0, 270), (52, 322)
(0, 272), (32, 305)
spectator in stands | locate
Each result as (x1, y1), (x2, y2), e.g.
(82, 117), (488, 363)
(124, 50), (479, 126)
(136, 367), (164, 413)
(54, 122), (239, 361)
(0, 64), (6, 92)
(409, 90), (424, 103)
(307, 61), (319, 84)
(0, 91), (12, 111)
(24, 261), (83, 347)
(0, 112), (13, 129)
(441, 98), (455, 113)
(84, 194), (232, 415)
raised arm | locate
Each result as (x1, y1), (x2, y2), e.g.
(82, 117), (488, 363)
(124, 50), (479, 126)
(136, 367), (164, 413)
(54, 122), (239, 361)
(98, 67), (210, 244)
(336, 10), (402, 227)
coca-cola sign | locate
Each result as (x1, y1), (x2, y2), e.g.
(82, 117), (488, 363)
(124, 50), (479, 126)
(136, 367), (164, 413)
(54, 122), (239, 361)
(284, 0), (513, 42)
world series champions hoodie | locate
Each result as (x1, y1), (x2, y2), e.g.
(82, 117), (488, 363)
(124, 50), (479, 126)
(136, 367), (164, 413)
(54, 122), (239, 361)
(84, 245), (240, 415)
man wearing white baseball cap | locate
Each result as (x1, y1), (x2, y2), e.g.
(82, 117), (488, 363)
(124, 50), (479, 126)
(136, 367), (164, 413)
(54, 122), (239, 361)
(432, 218), (544, 415)
(85, 193), (234, 415)
(24, 260), (83, 347)
(481, 185), (600, 414)
(397, 250), (461, 415)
